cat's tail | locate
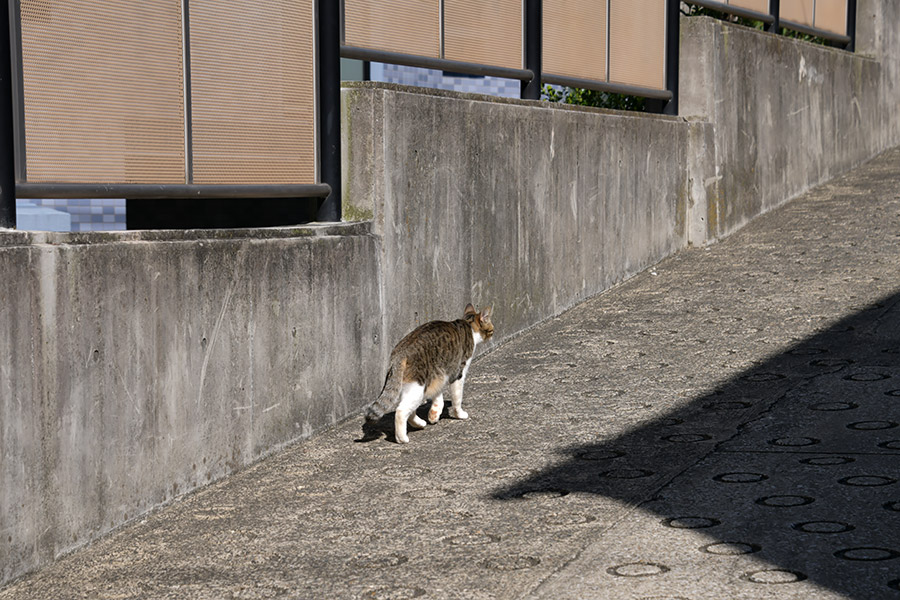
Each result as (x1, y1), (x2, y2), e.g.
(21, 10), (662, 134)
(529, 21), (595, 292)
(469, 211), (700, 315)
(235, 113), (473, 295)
(364, 360), (404, 422)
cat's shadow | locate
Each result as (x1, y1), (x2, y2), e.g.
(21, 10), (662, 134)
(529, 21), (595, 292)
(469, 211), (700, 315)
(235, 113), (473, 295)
(354, 406), (442, 443)
(355, 417), (388, 443)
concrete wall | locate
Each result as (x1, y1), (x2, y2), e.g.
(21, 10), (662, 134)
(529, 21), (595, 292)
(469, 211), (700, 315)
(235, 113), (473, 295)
(857, 0), (900, 148)
(680, 16), (888, 240)
(0, 225), (384, 585)
(3, 4), (900, 588)
(343, 85), (692, 344)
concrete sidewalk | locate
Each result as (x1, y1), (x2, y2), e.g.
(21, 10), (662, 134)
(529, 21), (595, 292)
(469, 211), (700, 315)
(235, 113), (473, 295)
(3, 147), (900, 600)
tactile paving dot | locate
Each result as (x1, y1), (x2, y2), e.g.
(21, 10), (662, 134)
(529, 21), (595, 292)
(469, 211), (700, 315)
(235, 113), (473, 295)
(792, 521), (855, 534)
(769, 437), (820, 447)
(713, 472), (768, 483)
(402, 488), (456, 499)
(661, 516), (721, 529)
(800, 456), (855, 466)
(606, 562), (670, 577)
(699, 542), (761, 555)
(743, 569), (808, 584)
(808, 401), (858, 411)
(833, 547), (900, 561)
(844, 372), (891, 381)
(878, 440), (900, 450)
(600, 468), (655, 479)
(847, 420), (899, 430)
(837, 475), (897, 487)
(788, 347), (828, 356)
(576, 449), (625, 461)
(755, 495), (815, 507)
(516, 488), (570, 499)
(380, 466), (431, 478)
(811, 358), (854, 368)
(361, 586), (426, 600)
(663, 433), (713, 443)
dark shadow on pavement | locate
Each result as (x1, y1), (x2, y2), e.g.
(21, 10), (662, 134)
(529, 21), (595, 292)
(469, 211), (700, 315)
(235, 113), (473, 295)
(494, 291), (900, 599)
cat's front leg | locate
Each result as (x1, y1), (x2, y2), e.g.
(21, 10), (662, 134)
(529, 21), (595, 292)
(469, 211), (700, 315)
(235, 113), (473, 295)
(447, 379), (468, 420)
(428, 393), (445, 423)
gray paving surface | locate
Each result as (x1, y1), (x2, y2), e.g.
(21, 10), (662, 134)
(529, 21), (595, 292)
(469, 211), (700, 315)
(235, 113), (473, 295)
(3, 147), (900, 599)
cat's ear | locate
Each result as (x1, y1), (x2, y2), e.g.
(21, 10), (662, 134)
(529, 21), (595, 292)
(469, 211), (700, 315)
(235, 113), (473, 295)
(464, 303), (477, 317)
(480, 305), (493, 323)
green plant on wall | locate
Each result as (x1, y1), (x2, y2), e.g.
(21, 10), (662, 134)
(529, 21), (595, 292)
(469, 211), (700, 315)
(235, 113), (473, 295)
(542, 85), (647, 112)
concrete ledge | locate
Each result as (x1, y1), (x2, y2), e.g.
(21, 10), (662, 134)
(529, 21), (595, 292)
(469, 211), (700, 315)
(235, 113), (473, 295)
(0, 224), (383, 585)
(0, 221), (371, 247)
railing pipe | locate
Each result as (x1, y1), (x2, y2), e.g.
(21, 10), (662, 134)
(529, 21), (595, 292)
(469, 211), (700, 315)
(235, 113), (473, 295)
(0, 0), (15, 228)
(341, 46), (534, 82)
(779, 18), (852, 45)
(17, 183), (332, 200)
(846, 0), (857, 51)
(521, 0), (542, 100)
(317, 0), (342, 222)
(766, 0), (781, 34)
(663, 0), (679, 115)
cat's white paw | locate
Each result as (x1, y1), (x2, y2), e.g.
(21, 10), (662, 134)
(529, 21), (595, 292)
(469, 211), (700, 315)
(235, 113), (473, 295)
(408, 415), (427, 430)
(396, 433), (410, 444)
(427, 408), (441, 423)
(449, 407), (469, 420)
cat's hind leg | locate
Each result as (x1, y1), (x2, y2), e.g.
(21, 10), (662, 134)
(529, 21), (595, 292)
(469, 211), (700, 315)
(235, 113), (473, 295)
(427, 393), (445, 424)
(407, 413), (427, 430)
(394, 383), (425, 443)
(447, 379), (468, 420)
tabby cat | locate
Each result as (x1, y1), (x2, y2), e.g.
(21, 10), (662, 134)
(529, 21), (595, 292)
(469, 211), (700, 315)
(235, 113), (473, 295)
(365, 304), (494, 443)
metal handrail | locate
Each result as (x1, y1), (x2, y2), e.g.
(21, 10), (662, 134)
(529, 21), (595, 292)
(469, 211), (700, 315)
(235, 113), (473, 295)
(16, 183), (332, 200)
(340, 45), (535, 83)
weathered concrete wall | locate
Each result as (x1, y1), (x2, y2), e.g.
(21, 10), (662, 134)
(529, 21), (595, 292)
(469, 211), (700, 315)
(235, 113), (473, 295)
(857, 0), (900, 149)
(680, 17), (885, 240)
(343, 85), (693, 344)
(0, 225), (384, 585)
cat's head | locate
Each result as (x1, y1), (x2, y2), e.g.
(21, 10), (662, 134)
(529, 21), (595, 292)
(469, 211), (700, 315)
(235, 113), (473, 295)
(464, 304), (494, 341)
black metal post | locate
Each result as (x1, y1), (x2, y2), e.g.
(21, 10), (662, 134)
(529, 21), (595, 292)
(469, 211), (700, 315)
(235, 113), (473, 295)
(317, 0), (341, 222)
(0, 1), (16, 228)
(845, 0), (856, 51)
(521, 0), (542, 100)
(661, 0), (679, 115)
(766, 0), (780, 35)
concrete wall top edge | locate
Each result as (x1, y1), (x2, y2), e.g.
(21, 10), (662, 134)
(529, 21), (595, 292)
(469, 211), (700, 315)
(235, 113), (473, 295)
(342, 80), (685, 123)
(688, 15), (876, 62)
(0, 221), (373, 248)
